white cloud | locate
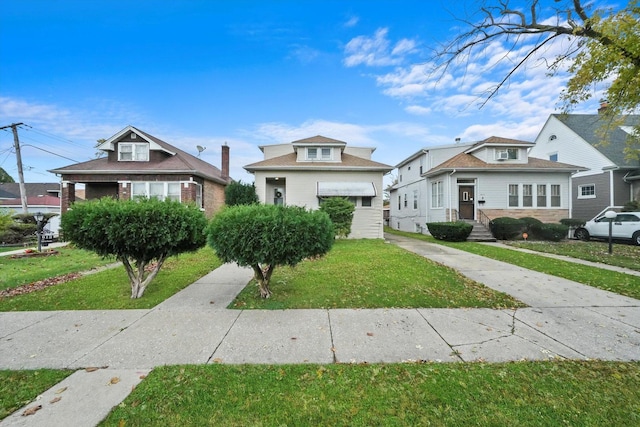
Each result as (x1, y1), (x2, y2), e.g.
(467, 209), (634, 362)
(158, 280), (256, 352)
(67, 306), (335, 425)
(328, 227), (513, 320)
(344, 16), (359, 28)
(343, 28), (418, 67)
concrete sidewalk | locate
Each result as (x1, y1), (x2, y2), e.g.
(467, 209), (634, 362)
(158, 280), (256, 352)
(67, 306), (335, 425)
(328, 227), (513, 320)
(2, 236), (639, 426)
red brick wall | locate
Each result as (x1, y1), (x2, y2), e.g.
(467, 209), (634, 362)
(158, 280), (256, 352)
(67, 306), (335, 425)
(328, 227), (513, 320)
(204, 180), (226, 217)
(61, 182), (75, 213)
(481, 209), (569, 223)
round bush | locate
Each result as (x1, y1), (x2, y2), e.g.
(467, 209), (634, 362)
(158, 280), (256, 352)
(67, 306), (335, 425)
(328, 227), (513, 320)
(426, 221), (473, 242)
(489, 217), (525, 240)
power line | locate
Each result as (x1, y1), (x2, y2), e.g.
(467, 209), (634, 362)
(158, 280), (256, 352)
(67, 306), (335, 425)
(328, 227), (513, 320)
(22, 125), (87, 149)
(20, 144), (79, 163)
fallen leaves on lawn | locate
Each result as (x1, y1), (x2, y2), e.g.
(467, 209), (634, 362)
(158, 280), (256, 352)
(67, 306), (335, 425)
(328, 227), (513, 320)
(0, 272), (82, 298)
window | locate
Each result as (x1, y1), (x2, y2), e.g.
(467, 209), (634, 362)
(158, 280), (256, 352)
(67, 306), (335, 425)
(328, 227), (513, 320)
(403, 194), (407, 207)
(578, 184), (596, 199)
(321, 148), (331, 160)
(361, 196), (372, 207)
(549, 153), (558, 162)
(431, 181), (443, 208)
(551, 184), (561, 207)
(119, 143), (149, 161)
(131, 182), (183, 203)
(413, 190), (418, 209)
(508, 184), (519, 207)
(397, 195), (401, 210)
(523, 184), (533, 207)
(307, 148), (317, 159)
(497, 148), (518, 160)
(537, 184), (547, 207)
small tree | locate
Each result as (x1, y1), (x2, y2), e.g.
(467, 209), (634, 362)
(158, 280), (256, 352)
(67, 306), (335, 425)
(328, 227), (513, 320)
(207, 204), (334, 298)
(319, 197), (355, 238)
(225, 181), (259, 206)
(61, 198), (207, 298)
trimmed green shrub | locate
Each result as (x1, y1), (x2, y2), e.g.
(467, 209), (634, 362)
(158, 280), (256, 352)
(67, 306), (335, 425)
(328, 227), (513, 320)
(536, 223), (570, 242)
(622, 200), (640, 212)
(426, 221), (473, 242)
(207, 204), (334, 298)
(62, 197), (207, 298)
(319, 197), (355, 238)
(560, 218), (586, 228)
(225, 180), (259, 206)
(489, 217), (525, 240)
(519, 217), (543, 235)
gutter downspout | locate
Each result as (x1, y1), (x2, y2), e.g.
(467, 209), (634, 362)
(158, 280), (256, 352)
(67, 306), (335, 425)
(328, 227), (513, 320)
(448, 169), (456, 221)
(609, 169), (615, 207)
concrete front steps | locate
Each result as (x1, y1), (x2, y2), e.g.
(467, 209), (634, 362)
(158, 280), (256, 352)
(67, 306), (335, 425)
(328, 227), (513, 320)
(463, 220), (496, 242)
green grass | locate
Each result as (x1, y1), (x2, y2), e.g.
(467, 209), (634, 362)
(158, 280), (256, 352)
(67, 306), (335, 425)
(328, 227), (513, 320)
(0, 247), (222, 311)
(100, 361), (640, 426)
(0, 246), (116, 291)
(0, 369), (73, 419)
(386, 229), (640, 300)
(506, 240), (640, 271)
(231, 239), (523, 309)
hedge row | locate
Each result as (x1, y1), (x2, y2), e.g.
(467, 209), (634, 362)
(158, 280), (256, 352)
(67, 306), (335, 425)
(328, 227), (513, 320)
(489, 217), (569, 242)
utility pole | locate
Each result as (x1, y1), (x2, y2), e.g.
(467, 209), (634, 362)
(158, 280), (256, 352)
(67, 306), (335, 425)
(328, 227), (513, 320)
(0, 123), (27, 213)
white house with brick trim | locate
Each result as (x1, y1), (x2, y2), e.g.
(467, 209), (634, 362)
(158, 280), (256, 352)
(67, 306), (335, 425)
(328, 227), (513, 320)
(244, 135), (393, 239)
(390, 137), (586, 233)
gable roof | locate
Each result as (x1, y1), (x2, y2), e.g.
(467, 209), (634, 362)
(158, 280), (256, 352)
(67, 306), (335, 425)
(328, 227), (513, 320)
(244, 152), (392, 172)
(49, 126), (230, 184)
(291, 135), (347, 145)
(552, 114), (640, 168)
(424, 152), (587, 177)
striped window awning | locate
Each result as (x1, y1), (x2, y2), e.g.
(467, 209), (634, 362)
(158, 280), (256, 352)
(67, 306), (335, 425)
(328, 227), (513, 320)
(317, 182), (376, 197)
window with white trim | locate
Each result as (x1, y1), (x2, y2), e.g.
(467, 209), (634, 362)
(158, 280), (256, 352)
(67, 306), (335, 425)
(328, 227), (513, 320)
(361, 196), (372, 207)
(551, 184), (561, 207)
(523, 184), (533, 207)
(119, 143), (149, 161)
(321, 148), (331, 160)
(537, 184), (547, 207)
(497, 148), (518, 160)
(508, 184), (519, 207)
(413, 190), (418, 209)
(431, 181), (443, 208)
(578, 184), (596, 199)
(307, 148), (318, 159)
(131, 182), (182, 203)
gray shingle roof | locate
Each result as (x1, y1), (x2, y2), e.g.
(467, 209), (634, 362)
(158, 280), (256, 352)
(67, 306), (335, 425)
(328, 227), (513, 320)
(553, 114), (640, 168)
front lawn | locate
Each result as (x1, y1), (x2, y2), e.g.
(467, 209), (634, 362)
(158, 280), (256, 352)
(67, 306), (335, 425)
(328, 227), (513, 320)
(101, 361), (640, 426)
(0, 369), (73, 419)
(231, 239), (523, 309)
(0, 247), (222, 311)
(0, 246), (116, 291)
(385, 229), (640, 300)
(506, 240), (640, 271)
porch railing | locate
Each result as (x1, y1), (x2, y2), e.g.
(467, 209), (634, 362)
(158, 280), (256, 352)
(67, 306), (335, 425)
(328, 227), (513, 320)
(477, 209), (491, 228)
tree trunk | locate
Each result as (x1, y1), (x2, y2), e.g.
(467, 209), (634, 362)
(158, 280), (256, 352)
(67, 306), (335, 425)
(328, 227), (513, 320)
(251, 263), (275, 298)
(121, 255), (167, 299)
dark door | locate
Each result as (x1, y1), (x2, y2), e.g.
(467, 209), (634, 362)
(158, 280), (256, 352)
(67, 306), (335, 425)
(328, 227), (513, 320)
(458, 185), (475, 220)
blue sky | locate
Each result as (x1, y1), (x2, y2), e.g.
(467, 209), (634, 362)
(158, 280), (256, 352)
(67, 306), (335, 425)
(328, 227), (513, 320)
(0, 0), (605, 185)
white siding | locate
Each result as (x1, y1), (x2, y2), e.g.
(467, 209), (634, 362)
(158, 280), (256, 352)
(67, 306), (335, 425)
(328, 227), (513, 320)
(344, 146), (374, 159)
(261, 144), (294, 160)
(254, 169), (385, 239)
(530, 115), (611, 177)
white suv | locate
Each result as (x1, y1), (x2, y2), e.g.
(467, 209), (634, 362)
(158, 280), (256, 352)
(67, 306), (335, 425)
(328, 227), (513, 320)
(574, 212), (640, 245)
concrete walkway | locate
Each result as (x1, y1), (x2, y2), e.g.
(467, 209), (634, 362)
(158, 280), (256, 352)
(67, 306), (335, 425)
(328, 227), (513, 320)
(2, 235), (639, 426)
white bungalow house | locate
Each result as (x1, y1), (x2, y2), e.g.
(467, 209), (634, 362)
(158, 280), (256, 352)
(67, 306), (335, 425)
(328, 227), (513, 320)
(244, 135), (393, 239)
(389, 137), (586, 233)
(529, 113), (640, 220)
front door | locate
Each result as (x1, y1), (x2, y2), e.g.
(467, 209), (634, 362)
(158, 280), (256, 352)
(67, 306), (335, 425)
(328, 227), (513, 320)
(458, 185), (475, 220)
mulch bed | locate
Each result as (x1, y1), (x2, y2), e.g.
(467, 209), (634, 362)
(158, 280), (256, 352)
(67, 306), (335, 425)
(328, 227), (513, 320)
(10, 250), (60, 259)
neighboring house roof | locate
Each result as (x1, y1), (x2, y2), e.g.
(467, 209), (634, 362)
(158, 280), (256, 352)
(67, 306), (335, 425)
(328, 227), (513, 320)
(244, 152), (392, 172)
(49, 126), (230, 184)
(0, 195), (60, 207)
(424, 152), (587, 177)
(0, 183), (60, 199)
(465, 136), (535, 154)
(553, 114), (640, 168)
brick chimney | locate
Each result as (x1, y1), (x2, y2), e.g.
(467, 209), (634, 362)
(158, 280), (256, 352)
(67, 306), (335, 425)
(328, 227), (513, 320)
(598, 99), (609, 114)
(221, 143), (229, 180)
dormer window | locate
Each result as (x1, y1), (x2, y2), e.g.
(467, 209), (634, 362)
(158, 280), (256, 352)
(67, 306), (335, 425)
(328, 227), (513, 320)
(306, 147), (332, 160)
(496, 148), (518, 160)
(119, 143), (149, 161)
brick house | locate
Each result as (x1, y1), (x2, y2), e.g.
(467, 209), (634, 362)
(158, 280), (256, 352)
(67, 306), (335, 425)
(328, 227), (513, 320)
(50, 125), (230, 216)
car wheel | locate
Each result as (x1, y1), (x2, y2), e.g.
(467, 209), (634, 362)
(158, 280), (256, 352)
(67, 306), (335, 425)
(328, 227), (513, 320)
(633, 231), (640, 246)
(574, 228), (590, 241)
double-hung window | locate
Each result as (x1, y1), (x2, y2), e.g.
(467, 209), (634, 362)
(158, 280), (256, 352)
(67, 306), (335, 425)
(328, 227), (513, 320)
(413, 190), (418, 209)
(431, 181), (443, 208)
(307, 148), (318, 160)
(508, 184), (519, 207)
(551, 184), (561, 207)
(537, 184), (547, 207)
(523, 184), (533, 207)
(131, 182), (183, 203)
(119, 143), (149, 161)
